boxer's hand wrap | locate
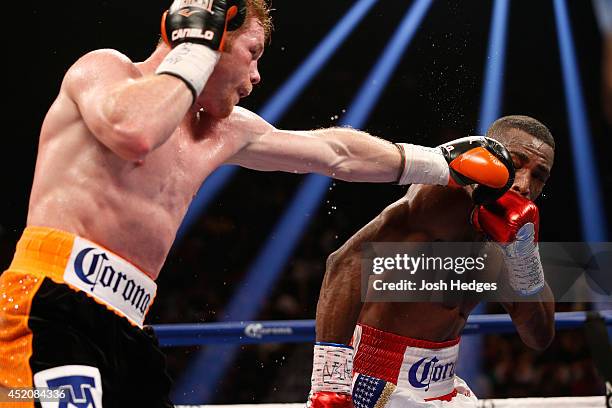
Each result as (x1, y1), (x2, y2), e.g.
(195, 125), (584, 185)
(472, 190), (545, 296)
(394, 143), (450, 186)
(156, 43), (220, 102)
(438, 136), (515, 204)
(156, 0), (246, 102)
(307, 343), (353, 408)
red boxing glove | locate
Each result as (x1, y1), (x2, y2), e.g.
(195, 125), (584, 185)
(471, 190), (540, 243)
(472, 190), (545, 295)
(307, 391), (352, 408)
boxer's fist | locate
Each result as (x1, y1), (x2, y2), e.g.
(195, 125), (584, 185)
(161, 0), (247, 51)
(472, 190), (544, 295)
(307, 391), (353, 408)
(438, 136), (515, 204)
(471, 190), (539, 243)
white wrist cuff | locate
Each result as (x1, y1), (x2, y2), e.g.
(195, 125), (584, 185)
(501, 223), (545, 296)
(156, 43), (220, 103)
(396, 143), (449, 186)
(311, 343), (353, 394)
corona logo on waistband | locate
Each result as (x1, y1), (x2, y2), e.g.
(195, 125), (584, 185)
(73, 247), (152, 315)
(64, 237), (157, 326)
(408, 356), (456, 391)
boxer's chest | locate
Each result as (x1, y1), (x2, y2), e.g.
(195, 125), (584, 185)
(154, 119), (240, 185)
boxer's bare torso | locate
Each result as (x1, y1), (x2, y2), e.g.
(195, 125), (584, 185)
(356, 185), (485, 341)
(27, 20), (274, 279)
(29, 72), (260, 278)
(27, 18), (404, 279)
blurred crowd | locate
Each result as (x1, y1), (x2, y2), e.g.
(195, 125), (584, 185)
(479, 304), (605, 399)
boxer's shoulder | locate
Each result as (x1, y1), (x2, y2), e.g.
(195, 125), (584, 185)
(406, 184), (472, 213)
(62, 49), (140, 94)
(403, 184), (476, 240)
(227, 106), (270, 128)
(78, 48), (133, 64)
(222, 106), (274, 141)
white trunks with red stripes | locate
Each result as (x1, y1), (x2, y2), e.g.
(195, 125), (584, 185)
(351, 324), (478, 407)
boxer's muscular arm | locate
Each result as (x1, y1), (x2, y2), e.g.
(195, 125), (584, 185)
(316, 198), (420, 344)
(63, 49), (193, 161)
(477, 197), (555, 350)
(500, 287), (555, 350)
(227, 108), (401, 183)
(475, 193), (555, 351)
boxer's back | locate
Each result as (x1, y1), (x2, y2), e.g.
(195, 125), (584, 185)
(27, 50), (245, 278)
(358, 184), (484, 341)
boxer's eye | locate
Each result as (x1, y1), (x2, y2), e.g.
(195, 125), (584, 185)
(510, 152), (528, 170)
(533, 168), (549, 182)
(250, 45), (263, 60)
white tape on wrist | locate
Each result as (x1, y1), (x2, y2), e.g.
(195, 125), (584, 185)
(156, 43), (220, 103)
(311, 343), (353, 394)
(396, 143), (449, 186)
(501, 222), (545, 296)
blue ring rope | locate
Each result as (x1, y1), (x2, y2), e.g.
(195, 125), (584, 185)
(152, 310), (612, 347)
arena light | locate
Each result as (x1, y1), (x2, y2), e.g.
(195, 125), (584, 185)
(460, 0), (511, 395)
(341, 0), (434, 125)
(553, 0), (608, 241)
(171, 0), (435, 404)
(174, 0), (380, 244)
(477, 0), (510, 135)
(258, 0), (380, 124)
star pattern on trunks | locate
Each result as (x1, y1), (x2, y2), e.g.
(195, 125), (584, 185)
(352, 374), (395, 408)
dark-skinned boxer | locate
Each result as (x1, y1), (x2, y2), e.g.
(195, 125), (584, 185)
(309, 115), (556, 408)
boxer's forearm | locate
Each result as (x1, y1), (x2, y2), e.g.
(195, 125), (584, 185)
(230, 113), (476, 185)
(98, 75), (193, 161)
(231, 125), (403, 182)
(316, 249), (363, 344)
(308, 127), (402, 182)
(503, 284), (555, 350)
